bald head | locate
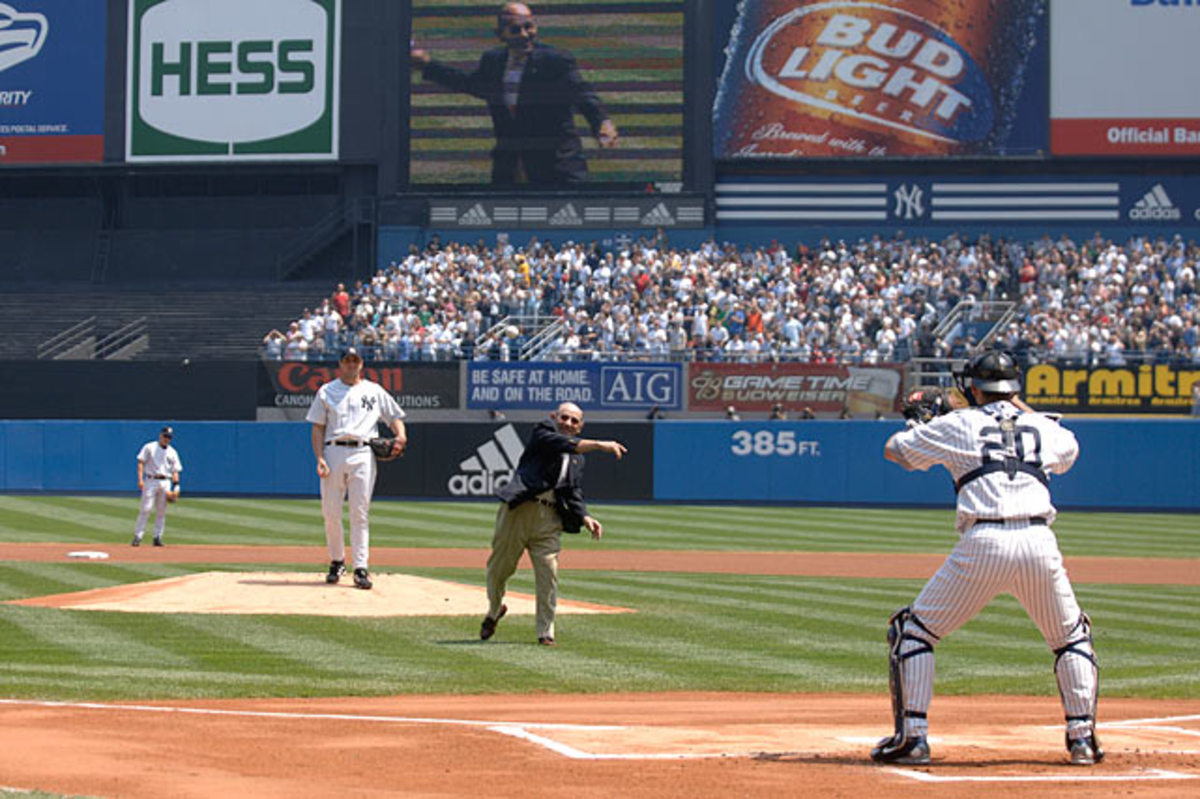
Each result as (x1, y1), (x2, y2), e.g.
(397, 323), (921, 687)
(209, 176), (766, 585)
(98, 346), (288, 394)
(497, 3), (537, 54)
(553, 402), (583, 434)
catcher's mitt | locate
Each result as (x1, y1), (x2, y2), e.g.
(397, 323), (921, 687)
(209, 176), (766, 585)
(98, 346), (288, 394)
(901, 387), (951, 425)
(368, 437), (404, 462)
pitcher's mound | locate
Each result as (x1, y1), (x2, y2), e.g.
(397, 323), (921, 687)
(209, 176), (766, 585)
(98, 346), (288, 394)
(9, 571), (636, 618)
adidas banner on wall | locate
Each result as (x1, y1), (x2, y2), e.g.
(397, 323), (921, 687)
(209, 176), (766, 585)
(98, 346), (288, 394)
(373, 422), (654, 501)
(714, 175), (1200, 227)
(428, 197), (705, 230)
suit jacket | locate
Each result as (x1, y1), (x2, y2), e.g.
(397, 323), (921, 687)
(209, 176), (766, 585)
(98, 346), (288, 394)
(495, 421), (588, 533)
(422, 43), (609, 186)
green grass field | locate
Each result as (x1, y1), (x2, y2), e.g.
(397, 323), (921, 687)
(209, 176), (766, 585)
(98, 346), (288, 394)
(0, 496), (1197, 703)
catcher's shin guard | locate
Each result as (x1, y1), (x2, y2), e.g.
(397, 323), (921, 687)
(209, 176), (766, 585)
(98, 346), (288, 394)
(876, 607), (937, 752)
(1054, 612), (1102, 760)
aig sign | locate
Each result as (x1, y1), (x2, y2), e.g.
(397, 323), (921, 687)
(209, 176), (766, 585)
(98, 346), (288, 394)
(599, 365), (681, 410)
(126, 0), (339, 161)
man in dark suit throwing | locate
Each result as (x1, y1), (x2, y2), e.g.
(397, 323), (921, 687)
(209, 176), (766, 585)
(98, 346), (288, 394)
(480, 402), (626, 645)
(412, 3), (619, 186)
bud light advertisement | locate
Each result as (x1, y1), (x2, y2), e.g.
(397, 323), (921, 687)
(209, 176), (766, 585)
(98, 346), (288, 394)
(713, 0), (1050, 159)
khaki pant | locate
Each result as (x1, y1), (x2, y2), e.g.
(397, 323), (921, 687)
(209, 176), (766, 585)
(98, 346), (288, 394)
(486, 492), (562, 639)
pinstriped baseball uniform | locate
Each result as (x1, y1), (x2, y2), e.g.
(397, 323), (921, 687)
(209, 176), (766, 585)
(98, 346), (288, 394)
(886, 400), (1098, 741)
(306, 378), (405, 570)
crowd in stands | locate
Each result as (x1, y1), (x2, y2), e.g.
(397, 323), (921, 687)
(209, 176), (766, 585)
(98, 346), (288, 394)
(262, 230), (1200, 366)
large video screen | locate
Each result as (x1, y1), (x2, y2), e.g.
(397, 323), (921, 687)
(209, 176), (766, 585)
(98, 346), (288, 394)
(408, 0), (684, 188)
(712, 0), (1050, 160)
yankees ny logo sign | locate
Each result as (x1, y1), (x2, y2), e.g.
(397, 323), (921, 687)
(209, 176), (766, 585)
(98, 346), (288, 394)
(893, 184), (925, 220)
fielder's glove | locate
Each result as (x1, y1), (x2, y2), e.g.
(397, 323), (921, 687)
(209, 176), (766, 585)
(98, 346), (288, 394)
(901, 387), (951, 425)
(166, 486), (180, 503)
(368, 437), (405, 462)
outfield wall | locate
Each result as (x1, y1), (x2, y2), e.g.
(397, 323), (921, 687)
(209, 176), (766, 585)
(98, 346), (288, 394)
(0, 420), (1195, 511)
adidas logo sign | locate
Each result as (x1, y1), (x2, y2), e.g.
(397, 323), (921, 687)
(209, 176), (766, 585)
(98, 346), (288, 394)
(447, 424), (525, 496)
(640, 202), (675, 226)
(1130, 184), (1181, 221)
(458, 203), (493, 226)
(549, 203), (583, 226)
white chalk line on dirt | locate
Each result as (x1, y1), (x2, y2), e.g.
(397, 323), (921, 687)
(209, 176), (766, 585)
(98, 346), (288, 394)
(0, 698), (621, 732)
(3, 699), (1199, 769)
(489, 726), (742, 760)
(886, 768), (1195, 783)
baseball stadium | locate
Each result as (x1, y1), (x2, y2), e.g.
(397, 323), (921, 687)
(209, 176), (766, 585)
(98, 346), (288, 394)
(2, 1), (1199, 797)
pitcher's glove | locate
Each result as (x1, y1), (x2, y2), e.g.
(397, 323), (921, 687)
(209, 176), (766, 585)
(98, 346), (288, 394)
(901, 387), (951, 425)
(369, 437), (405, 462)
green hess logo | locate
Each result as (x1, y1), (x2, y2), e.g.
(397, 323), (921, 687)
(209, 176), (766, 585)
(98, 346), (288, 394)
(126, 0), (340, 160)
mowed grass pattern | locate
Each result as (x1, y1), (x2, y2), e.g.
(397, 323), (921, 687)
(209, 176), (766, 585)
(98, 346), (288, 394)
(0, 496), (1196, 701)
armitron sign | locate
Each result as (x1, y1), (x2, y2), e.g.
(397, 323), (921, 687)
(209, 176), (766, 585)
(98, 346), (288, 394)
(126, 0), (339, 161)
(1025, 362), (1200, 414)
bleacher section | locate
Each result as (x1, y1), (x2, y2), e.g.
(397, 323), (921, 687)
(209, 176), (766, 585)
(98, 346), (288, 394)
(0, 283), (330, 361)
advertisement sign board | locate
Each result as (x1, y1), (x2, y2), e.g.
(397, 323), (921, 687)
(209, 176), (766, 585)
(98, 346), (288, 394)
(1025, 362), (1200, 415)
(0, 0), (105, 164)
(715, 175), (1200, 227)
(374, 422), (653, 500)
(126, 0), (340, 161)
(258, 361), (458, 411)
(713, 0), (1049, 159)
(467, 363), (683, 411)
(1050, 0), (1200, 156)
(688, 362), (902, 416)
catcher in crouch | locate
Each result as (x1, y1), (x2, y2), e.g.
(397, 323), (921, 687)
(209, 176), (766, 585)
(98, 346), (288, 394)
(873, 351), (1102, 767)
(307, 347), (406, 590)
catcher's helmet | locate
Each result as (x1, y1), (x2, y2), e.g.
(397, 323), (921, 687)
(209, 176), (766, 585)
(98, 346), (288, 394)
(960, 350), (1022, 393)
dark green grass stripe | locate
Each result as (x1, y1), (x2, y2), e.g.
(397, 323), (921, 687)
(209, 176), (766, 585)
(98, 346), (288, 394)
(1, 607), (194, 666)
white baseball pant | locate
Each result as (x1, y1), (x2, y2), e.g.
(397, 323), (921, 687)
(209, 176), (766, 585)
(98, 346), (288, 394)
(320, 444), (377, 569)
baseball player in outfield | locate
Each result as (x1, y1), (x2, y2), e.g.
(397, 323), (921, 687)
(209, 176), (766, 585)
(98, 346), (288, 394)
(132, 426), (183, 547)
(307, 347), (406, 590)
(872, 351), (1102, 767)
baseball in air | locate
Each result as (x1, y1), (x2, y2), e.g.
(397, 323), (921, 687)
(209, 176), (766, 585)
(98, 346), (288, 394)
(505, 325), (520, 339)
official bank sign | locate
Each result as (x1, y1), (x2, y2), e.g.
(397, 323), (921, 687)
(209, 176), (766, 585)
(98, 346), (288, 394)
(126, 0), (339, 161)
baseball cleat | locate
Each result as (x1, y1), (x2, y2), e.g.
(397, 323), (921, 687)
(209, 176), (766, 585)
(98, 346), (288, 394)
(153, 538), (163, 547)
(537, 637), (556, 647)
(353, 567), (372, 590)
(325, 560), (346, 584)
(1068, 735), (1104, 766)
(870, 733), (930, 765)
(480, 604), (507, 640)
(131, 537), (141, 547)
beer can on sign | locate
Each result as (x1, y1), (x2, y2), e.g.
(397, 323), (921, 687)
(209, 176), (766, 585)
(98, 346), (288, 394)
(713, 0), (1046, 158)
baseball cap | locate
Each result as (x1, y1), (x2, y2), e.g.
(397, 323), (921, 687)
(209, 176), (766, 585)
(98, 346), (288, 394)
(160, 426), (174, 439)
(339, 346), (363, 361)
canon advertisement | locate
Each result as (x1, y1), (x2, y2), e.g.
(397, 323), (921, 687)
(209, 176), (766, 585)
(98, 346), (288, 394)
(258, 361), (459, 410)
(0, 0), (105, 164)
(373, 422), (653, 501)
(1050, 0), (1200, 156)
(712, 0), (1050, 159)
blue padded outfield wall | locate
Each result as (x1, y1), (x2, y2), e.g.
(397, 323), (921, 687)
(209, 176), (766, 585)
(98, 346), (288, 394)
(0, 420), (1197, 510)
(651, 420), (1200, 510)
